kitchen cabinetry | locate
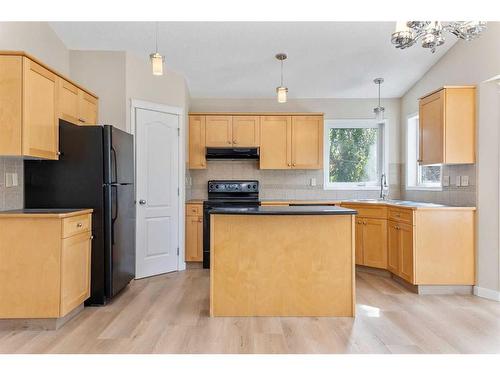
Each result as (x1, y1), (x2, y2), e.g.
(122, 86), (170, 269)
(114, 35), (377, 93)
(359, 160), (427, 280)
(185, 203), (203, 262)
(387, 220), (414, 283)
(232, 116), (260, 146)
(344, 203), (387, 269)
(189, 115), (206, 169)
(0, 52), (99, 159)
(205, 116), (233, 147)
(260, 114), (323, 169)
(0, 210), (93, 318)
(419, 86), (475, 165)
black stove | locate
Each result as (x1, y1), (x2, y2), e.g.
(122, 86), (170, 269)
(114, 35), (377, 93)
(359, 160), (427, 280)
(203, 180), (260, 268)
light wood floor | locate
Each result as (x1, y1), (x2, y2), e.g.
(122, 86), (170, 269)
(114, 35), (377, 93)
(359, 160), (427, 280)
(1, 268), (499, 354)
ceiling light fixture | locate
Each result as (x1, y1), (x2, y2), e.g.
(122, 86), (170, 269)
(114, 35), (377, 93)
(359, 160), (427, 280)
(150, 22), (165, 76)
(275, 53), (288, 103)
(391, 21), (487, 53)
(373, 78), (385, 124)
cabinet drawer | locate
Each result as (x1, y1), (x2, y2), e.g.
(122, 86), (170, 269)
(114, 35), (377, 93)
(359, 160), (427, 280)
(341, 204), (387, 219)
(62, 214), (91, 238)
(186, 204), (203, 216)
(388, 208), (414, 225)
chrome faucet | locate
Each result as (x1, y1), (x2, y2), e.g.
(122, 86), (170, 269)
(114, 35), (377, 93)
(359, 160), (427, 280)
(380, 173), (388, 200)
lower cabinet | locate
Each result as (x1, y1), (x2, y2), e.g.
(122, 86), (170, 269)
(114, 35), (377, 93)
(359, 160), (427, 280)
(387, 220), (414, 283)
(355, 217), (387, 269)
(185, 203), (203, 262)
(0, 210), (93, 318)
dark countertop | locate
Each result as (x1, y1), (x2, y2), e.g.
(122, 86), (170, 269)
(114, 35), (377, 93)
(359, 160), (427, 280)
(209, 205), (357, 215)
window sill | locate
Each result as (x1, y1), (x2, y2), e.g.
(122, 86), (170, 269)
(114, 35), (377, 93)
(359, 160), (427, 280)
(405, 185), (443, 192)
(324, 185), (381, 191)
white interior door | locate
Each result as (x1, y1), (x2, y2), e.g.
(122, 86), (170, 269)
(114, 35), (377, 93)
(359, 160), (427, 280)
(135, 108), (179, 279)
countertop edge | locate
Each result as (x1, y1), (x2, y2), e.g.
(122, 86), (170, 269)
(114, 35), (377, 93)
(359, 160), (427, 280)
(0, 209), (94, 219)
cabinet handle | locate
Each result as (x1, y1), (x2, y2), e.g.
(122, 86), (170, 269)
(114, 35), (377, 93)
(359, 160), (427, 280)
(79, 118), (86, 123)
(363, 221), (367, 225)
(56, 151), (62, 156)
(227, 140), (231, 144)
(357, 220), (362, 224)
(90, 235), (94, 240)
(292, 163), (296, 167)
(287, 163), (291, 167)
(77, 222), (83, 228)
(233, 140), (237, 144)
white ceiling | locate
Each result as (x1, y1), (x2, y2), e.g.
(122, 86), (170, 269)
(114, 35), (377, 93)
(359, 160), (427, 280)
(49, 22), (457, 99)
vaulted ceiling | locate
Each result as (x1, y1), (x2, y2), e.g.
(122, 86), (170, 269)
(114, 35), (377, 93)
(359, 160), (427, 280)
(49, 22), (457, 98)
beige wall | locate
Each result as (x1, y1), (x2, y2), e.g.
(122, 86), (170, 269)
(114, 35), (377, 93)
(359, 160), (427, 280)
(69, 51), (127, 130)
(399, 22), (500, 296)
(0, 22), (70, 211)
(188, 98), (401, 200)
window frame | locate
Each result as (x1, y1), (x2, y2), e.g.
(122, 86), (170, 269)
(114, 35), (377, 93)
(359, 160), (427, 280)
(406, 113), (443, 191)
(323, 119), (387, 191)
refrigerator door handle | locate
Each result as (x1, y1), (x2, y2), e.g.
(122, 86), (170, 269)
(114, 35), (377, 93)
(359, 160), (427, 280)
(111, 146), (118, 184)
(111, 185), (119, 245)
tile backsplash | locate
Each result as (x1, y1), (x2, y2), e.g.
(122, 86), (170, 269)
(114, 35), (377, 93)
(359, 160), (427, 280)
(187, 161), (401, 201)
(401, 164), (476, 206)
(0, 157), (24, 211)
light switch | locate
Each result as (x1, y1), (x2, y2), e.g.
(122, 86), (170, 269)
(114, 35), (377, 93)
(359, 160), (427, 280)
(461, 175), (469, 187)
(310, 178), (316, 187)
(5, 172), (18, 187)
(443, 176), (450, 187)
(455, 176), (461, 187)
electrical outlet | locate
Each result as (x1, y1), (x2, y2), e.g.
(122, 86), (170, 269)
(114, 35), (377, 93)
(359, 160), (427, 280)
(443, 176), (450, 187)
(461, 175), (469, 187)
(455, 176), (461, 187)
(310, 178), (316, 187)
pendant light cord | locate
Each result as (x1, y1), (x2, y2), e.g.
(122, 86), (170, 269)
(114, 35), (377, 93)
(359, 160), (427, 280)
(155, 22), (159, 53)
(378, 81), (381, 107)
(280, 59), (284, 87)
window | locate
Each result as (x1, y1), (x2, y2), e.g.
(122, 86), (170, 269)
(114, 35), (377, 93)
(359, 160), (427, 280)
(406, 114), (442, 190)
(324, 120), (385, 190)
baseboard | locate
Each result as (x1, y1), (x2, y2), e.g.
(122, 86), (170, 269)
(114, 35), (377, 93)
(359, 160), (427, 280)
(0, 304), (84, 331)
(473, 286), (500, 301)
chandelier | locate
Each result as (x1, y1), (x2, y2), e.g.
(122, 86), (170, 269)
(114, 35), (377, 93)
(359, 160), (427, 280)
(391, 21), (487, 53)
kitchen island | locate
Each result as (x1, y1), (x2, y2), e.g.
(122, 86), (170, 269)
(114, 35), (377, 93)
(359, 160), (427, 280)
(209, 205), (357, 317)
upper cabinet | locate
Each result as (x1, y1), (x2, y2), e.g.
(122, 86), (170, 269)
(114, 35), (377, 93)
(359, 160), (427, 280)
(189, 115), (206, 169)
(205, 116), (233, 147)
(419, 86), (475, 165)
(188, 113), (323, 170)
(0, 52), (99, 160)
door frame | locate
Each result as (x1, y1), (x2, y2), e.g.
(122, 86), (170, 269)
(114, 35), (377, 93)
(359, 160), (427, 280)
(130, 99), (186, 272)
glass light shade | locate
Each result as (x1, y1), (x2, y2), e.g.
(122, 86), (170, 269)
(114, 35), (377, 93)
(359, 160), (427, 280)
(150, 52), (164, 76)
(276, 86), (288, 103)
(374, 106), (385, 123)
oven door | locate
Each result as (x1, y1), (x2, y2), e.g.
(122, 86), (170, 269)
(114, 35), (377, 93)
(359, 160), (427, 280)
(202, 201), (259, 269)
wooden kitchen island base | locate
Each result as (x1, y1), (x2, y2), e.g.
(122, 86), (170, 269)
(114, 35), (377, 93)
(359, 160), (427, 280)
(209, 206), (356, 317)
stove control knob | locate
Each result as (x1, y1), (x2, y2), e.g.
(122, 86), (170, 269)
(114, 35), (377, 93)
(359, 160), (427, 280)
(253, 184), (257, 189)
(215, 184), (219, 189)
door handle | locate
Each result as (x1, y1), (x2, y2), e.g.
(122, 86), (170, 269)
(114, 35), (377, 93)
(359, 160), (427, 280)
(139, 199), (146, 205)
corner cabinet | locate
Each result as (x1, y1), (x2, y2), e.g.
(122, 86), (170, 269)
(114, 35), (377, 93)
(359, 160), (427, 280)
(0, 52), (99, 160)
(419, 86), (475, 165)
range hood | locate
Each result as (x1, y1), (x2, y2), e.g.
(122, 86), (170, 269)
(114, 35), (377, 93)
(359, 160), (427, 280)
(206, 147), (259, 160)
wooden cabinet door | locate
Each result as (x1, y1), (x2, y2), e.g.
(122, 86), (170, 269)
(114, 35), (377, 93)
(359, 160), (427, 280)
(399, 223), (414, 283)
(58, 78), (79, 124)
(22, 57), (59, 160)
(419, 90), (444, 165)
(387, 221), (399, 275)
(291, 116), (323, 169)
(185, 215), (203, 261)
(0, 55), (22, 155)
(355, 219), (364, 265)
(77, 90), (98, 125)
(205, 115), (232, 147)
(232, 116), (260, 147)
(259, 116), (292, 169)
(60, 231), (91, 316)
(189, 115), (206, 169)
(362, 218), (388, 269)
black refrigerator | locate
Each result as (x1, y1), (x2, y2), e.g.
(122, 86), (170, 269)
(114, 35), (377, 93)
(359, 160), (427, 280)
(24, 120), (136, 305)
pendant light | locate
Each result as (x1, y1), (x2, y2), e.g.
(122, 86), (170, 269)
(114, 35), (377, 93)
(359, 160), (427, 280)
(150, 22), (165, 76)
(275, 53), (288, 103)
(373, 78), (385, 123)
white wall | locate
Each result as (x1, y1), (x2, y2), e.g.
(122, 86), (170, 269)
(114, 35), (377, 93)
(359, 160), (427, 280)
(400, 22), (500, 297)
(0, 22), (69, 75)
(69, 51), (127, 130)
